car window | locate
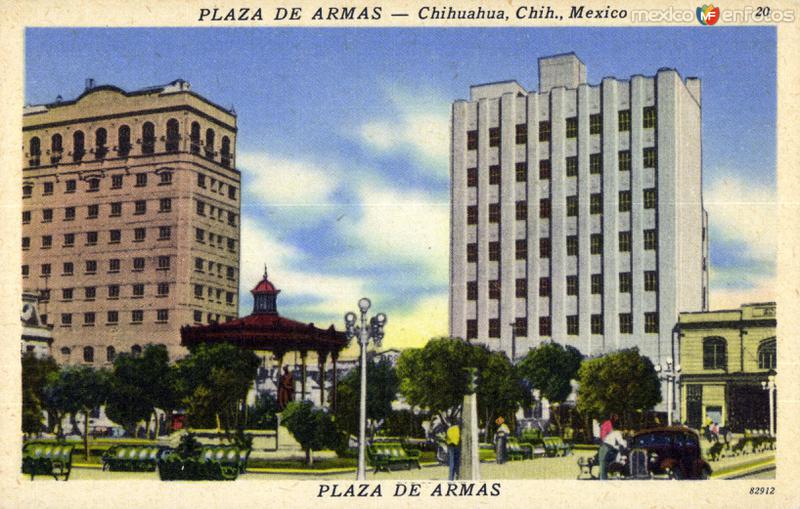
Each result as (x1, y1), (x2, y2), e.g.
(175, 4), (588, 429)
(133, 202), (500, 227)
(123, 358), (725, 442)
(634, 433), (672, 448)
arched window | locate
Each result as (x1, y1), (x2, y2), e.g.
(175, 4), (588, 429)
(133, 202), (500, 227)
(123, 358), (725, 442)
(118, 125), (131, 157)
(51, 134), (63, 164)
(95, 128), (108, 159)
(702, 337), (727, 370)
(758, 338), (776, 370)
(190, 122), (201, 154)
(83, 346), (94, 363)
(60, 346), (71, 357)
(142, 122), (155, 155)
(131, 344), (142, 356)
(29, 137), (41, 167)
(204, 128), (215, 159)
(166, 119), (180, 152)
(73, 131), (85, 162)
(107, 345), (116, 363)
(220, 136), (231, 167)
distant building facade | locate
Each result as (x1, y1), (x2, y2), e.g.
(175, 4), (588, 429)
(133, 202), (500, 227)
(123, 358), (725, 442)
(677, 302), (776, 431)
(22, 80), (241, 364)
(449, 53), (708, 364)
(21, 291), (53, 358)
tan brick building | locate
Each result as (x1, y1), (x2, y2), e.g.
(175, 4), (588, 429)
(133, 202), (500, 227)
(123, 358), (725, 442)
(22, 80), (241, 364)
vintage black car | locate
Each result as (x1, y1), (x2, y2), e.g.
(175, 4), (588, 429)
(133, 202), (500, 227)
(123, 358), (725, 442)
(629, 427), (712, 479)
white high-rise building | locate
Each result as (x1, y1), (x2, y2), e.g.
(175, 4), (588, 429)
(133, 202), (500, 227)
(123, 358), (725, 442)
(449, 53), (708, 365)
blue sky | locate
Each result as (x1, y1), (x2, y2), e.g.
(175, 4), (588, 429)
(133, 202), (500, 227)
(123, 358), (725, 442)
(26, 27), (777, 351)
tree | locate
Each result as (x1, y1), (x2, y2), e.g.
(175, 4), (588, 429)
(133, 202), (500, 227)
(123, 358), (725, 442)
(476, 349), (527, 436)
(175, 343), (260, 433)
(576, 347), (661, 429)
(517, 342), (583, 431)
(332, 356), (399, 438)
(21, 353), (59, 437)
(281, 401), (340, 465)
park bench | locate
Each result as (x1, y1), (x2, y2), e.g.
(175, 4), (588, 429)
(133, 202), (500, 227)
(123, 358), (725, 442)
(102, 445), (172, 472)
(158, 446), (249, 481)
(506, 438), (533, 460)
(200, 445), (251, 477)
(542, 436), (572, 457)
(367, 442), (421, 473)
(22, 442), (75, 480)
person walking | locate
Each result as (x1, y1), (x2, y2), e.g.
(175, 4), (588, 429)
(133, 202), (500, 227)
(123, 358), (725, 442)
(494, 417), (510, 464)
(446, 423), (461, 481)
(598, 414), (619, 480)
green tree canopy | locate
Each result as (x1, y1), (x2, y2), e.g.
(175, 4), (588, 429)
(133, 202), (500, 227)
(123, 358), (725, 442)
(517, 342), (583, 403)
(332, 355), (399, 438)
(282, 401), (341, 465)
(576, 347), (662, 428)
(22, 353), (59, 436)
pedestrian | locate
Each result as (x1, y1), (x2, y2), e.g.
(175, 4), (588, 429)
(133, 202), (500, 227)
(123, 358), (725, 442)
(494, 417), (510, 464)
(446, 423), (461, 481)
(598, 413), (619, 480)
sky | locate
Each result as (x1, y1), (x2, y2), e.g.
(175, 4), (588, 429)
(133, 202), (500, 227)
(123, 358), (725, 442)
(25, 27), (777, 353)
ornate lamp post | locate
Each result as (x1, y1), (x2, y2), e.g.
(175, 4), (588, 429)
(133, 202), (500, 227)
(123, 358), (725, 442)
(761, 374), (777, 437)
(344, 298), (386, 480)
(655, 357), (681, 426)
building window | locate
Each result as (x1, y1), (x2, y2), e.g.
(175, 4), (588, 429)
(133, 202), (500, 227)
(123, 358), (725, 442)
(134, 200), (147, 215)
(131, 344), (142, 356)
(108, 259), (120, 273)
(515, 124), (527, 144)
(566, 275), (578, 296)
(488, 319), (500, 338)
(60, 234), (73, 249)
(28, 136), (41, 166)
(158, 256), (171, 270)
(619, 191), (631, 212)
(467, 205), (478, 225)
(590, 154), (603, 175)
(132, 284), (145, 298)
(619, 272), (631, 293)
(133, 257), (145, 272)
(86, 231), (97, 246)
(62, 288), (73, 301)
(539, 121), (550, 142)
(566, 196), (578, 217)
(85, 287), (96, 300)
(644, 271), (658, 291)
(758, 339), (776, 370)
(159, 226), (171, 240)
(134, 228), (146, 242)
(109, 202), (122, 217)
(590, 114), (602, 135)
(466, 130), (478, 150)
(467, 167), (478, 187)
(106, 311), (119, 325)
(539, 159), (551, 180)
(567, 315), (579, 335)
(489, 280), (501, 299)
(22, 265), (29, 277)
(196, 200), (206, 216)
(84, 179), (99, 192)
(83, 346), (94, 362)
(195, 229), (206, 244)
(489, 241), (501, 261)
(539, 198), (550, 219)
(107, 345), (116, 361)
(466, 243), (478, 263)
(226, 266), (235, 280)
(205, 129), (216, 159)
(227, 212), (237, 226)
(516, 239), (527, 260)
(228, 186), (237, 200)
(644, 312), (659, 333)
(190, 122), (201, 154)
(515, 201), (527, 221)
(618, 151), (631, 172)
(488, 165), (501, 185)
(159, 198), (172, 212)
(43, 182), (53, 195)
(65, 179), (76, 193)
(42, 209), (53, 222)
(539, 316), (551, 336)
(643, 106), (657, 129)
(488, 127), (500, 147)
(591, 314), (603, 334)
(591, 274), (603, 294)
(157, 283), (170, 296)
(83, 312), (95, 327)
(194, 284), (203, 299)
(489, 203), (501, 223)
(644, 188), (657, 209)
(228, 238), (236, 252)
(194, 310), (203, 323)
(197, 173), (206, 189)
(73, 131), (85, 162)
(22, 210), (31, 224)
(566, 156), (578, 177)
(108, 285), (120, 299)
(131, 310), (143, 324)
(39, 289), (50, 302)
(157, 309), (169, 323)
(539, 238), (551, 258)
(590, 193), (602, 214)
(643, 147), (657, 169)
(644, 229), (657, 250)
(514, 317), (528, 337)
(539, 277), (550, 297)
(111, 174), (123, 189)
(220, 137), (232, 167)
(109, 230), (121, 244)
(135, 173), (148, 188)
(51, 134), (63, 163)
(142, 122), (155, 155)
(95, 128), (108, 159)
(565, 117), (578, 138)
(515, 278), (527, 298)
(515, 162), (527, 182)
(194, 257), (204, 272)
(42, 235), (53, 249)
(619, 231), (631, 252)
(22, 237), (30, 250)
(87, 204), (99, 219)
(619, 313), (632, 334)
(466, 281), (477, 301)
(590, 234), (603, 255)
(61, 313), (72, 326)
(618, 110), (631, 131)
(118, 125), (131, 156)
(566, 235), (578, 256)
(23, 184), (33, 198)
(166, 118), (180, 152)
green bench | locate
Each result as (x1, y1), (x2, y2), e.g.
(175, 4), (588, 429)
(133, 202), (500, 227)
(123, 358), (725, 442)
(367, 442), (421, 473)
(200, 445), (251, 475)
(542, 436), (572, 457)
(22, 442), (75, 480)
(102, 445), (171, 472)
(506, 438), (534, 460)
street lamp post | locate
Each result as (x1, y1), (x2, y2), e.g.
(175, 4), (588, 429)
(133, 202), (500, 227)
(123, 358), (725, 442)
(344, 298), (386, 481)
(655, 357), (681, 426)
(509, 322), (517, 363)
(761, 375), (777, 437)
